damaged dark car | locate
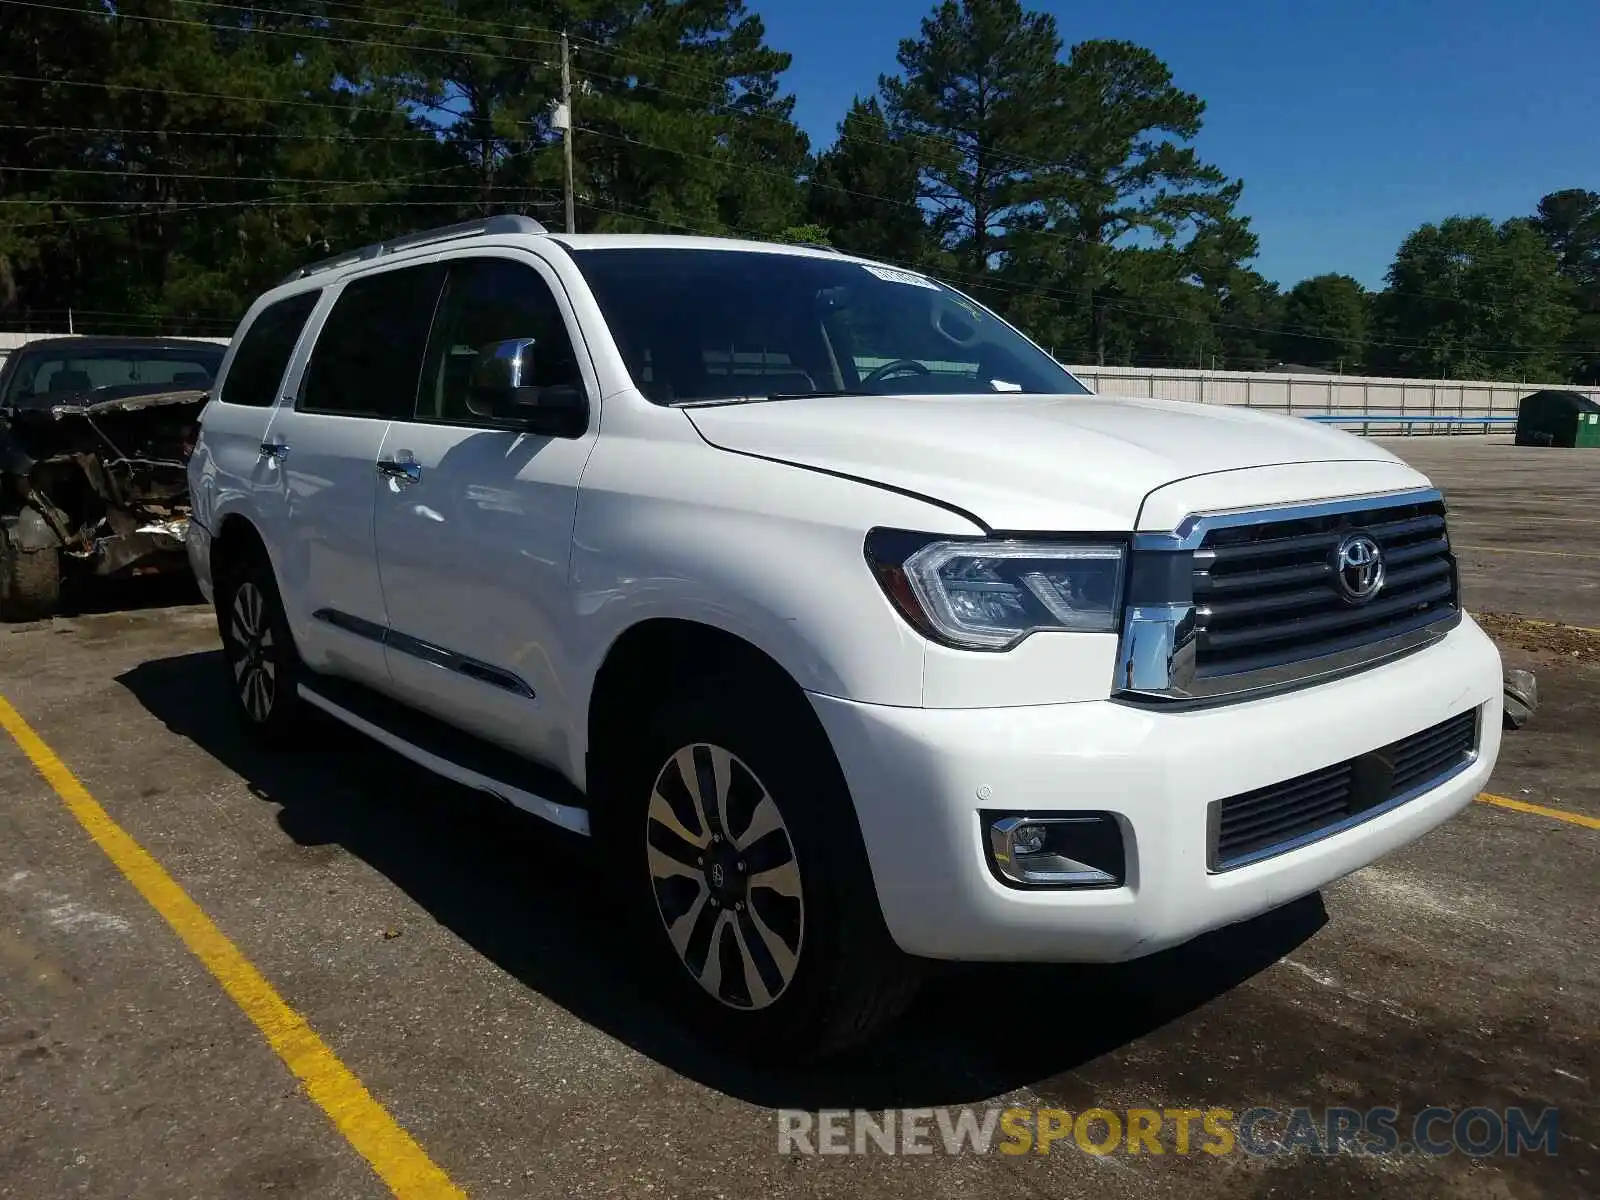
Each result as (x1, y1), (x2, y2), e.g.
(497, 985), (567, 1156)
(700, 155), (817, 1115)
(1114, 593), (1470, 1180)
(0, 335), (224, 620)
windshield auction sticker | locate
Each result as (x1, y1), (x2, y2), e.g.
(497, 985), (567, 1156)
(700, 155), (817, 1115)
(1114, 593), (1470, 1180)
(861, 264), (940, 290)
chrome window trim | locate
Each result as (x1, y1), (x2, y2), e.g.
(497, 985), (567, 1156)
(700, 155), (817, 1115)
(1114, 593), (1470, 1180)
(1115, 486), (1457, 705)
(1205, 707), (1482, 872)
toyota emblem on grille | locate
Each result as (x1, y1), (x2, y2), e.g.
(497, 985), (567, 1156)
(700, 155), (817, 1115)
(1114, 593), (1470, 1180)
(1334, 533), (1385, 603)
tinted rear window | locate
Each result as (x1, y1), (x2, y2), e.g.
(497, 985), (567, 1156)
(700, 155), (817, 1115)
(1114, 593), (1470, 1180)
(220, 290), (321, 407)
(300, 264), (445, 418)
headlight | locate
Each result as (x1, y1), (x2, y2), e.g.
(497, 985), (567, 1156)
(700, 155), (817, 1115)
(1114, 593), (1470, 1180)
(865, 528), (1127, 650)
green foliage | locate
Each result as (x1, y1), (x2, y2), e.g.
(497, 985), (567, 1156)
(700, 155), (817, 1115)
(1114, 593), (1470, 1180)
(0, 0), (1591, 384)
(879, 0), (1062, 276)
(804, 98), (926, 264)
(1532, 189), (1600, 382)
(1278, 275), (1368, 371)
(1375, 216), (1572, 380)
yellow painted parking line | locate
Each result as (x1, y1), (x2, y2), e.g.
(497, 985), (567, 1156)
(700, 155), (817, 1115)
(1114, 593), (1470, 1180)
(1477, 792), (1600, 830)
(1454, 543), (1600, 561)
(0, 694), (465, 1200)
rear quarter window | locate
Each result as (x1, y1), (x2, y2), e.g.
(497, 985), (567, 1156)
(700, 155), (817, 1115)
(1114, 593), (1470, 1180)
(220, 290), (322, 407)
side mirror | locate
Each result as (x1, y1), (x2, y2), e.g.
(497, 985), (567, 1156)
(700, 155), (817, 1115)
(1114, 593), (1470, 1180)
(466, 338), (587, 436)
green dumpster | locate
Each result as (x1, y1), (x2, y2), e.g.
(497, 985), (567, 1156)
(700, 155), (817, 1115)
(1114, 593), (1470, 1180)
(1515, 389), (1600, 447)
(1578, 411), (1600, 448)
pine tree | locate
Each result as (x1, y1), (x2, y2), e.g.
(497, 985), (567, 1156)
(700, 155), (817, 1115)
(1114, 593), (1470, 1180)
(805, 98), (927, 264)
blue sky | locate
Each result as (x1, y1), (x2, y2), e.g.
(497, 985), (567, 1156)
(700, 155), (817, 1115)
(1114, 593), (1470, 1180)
(758, 0), (1600, 290)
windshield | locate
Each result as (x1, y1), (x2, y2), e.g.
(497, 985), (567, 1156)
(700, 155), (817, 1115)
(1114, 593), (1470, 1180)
(568, 247), (1089, 405)
(2, 344), (225, 409)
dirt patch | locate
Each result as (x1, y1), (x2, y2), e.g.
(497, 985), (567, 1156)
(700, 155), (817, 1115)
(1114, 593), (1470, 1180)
(1474, 612), (1600, 663)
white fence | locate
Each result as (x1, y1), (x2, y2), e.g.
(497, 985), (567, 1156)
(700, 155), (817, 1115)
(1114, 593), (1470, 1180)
(1064, 364), (1600, 432)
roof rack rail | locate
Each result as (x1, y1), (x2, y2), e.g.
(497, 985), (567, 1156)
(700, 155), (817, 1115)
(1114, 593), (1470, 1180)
(794, 242), (837, 253)
(278, 213), (548, 284)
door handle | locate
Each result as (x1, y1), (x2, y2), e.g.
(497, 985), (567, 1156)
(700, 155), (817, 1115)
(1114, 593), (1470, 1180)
(259, 440), (290, 461)
(376, 455), (422, 484)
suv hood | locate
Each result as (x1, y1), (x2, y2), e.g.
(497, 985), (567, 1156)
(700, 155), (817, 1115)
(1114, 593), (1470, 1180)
(686, 392), (1418, 530)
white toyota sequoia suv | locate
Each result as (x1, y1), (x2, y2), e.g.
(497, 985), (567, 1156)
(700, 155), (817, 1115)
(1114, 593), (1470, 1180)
(188, 215), (1503, 1058)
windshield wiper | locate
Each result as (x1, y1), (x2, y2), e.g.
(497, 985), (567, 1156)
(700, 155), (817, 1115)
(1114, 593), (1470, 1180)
(669, 389), (877, 407)
(763, 389), (878, 400)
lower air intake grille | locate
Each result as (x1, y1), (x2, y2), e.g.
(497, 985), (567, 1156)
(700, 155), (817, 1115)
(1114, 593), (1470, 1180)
(1209, 708), (1479, 871)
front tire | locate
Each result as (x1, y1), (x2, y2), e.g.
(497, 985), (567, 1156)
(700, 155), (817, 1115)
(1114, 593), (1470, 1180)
(626, 678), (920, 1061)
(0, 528), (61, 622)
(217, 557), (302, 740)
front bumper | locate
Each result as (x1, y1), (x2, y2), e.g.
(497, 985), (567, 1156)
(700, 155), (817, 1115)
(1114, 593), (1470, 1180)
(811, 614), (1503, 963)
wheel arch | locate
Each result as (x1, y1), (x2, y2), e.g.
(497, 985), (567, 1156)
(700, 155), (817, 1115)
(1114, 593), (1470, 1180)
(584, 617), (838, 801)
(209, 510), (271, 592)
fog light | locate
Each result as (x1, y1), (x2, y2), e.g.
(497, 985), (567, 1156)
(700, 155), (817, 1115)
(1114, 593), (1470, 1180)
(985, 813), (1125, 889)
(1011, 823), (1048, 855)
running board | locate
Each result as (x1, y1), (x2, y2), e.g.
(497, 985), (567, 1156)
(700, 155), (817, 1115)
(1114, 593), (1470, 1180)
(297, 681), (591, 837)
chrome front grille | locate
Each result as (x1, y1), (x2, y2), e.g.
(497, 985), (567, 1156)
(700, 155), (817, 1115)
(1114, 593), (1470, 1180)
(1209, 708), (1480, 870)
(1115, 488), (1462, 705)
(1192, 496), (1458, 682)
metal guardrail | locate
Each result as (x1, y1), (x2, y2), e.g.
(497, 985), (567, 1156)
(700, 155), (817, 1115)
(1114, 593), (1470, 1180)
(1302, 414), (1516, 435)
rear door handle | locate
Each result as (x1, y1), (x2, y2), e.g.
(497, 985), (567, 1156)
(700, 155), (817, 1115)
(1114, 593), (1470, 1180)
(259, 440), (290, 461)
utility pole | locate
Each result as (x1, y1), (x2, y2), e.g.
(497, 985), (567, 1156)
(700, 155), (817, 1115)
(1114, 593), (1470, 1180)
(560, 31), (575, 234)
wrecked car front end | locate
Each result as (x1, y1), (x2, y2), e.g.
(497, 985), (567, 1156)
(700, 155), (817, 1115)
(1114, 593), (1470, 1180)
(1, 387), (206, 606)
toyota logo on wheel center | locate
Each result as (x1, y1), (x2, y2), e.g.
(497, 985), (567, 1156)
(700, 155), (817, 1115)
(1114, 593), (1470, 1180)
(1333, 533), (1385, 603)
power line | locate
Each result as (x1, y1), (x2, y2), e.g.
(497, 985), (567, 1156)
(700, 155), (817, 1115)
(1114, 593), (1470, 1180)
(0, 122), (457, 143)
(577, 125), (920, 214)
(3, 165), (552, 189)
(2, 149), (555, 230)
(566, 128), (1584, 357)
(33, 0), (1048, 180)
(3, 14), (1585, 359)
(178, 0), (566, 52)
(1, 0), (562, 69)
(5, 1), (1109, 191)
(0, 72), (400, 114)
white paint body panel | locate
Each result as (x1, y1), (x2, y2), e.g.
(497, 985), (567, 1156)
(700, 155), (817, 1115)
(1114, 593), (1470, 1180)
(686, 391), (1404, 531)
(258, 409), (392, 681)
(187, 229), (1506, 967)
(813, 617), (1503, 961)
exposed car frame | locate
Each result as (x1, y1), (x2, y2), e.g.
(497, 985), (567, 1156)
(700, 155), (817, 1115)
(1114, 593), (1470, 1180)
(0, 335), (221, 620)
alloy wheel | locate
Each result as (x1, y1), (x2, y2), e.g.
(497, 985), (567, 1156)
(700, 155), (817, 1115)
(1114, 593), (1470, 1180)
(228, 580), (276, 723)
(645, 743), (804, 1010)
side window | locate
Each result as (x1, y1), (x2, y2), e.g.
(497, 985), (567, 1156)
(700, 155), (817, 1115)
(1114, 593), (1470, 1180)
(300, 264), (445, 418)
(416, 257), (581, 423)
(219, 290), (320, 407)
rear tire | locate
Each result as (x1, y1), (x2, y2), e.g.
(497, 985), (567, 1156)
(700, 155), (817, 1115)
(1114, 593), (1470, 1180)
(0, 528), (61, 622)
(216, 555), (303, 741)
(621, 675), (920, 1062)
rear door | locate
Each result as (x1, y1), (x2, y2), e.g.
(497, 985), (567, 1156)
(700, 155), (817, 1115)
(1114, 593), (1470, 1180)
(258, 262), (445, 683)
(189, 288), (321, 585)
(371, 251), (598, 765)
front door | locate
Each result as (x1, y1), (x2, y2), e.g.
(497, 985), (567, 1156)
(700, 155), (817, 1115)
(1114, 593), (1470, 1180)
(372, 252), (599, 769)
(259, 262), (446, 682)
